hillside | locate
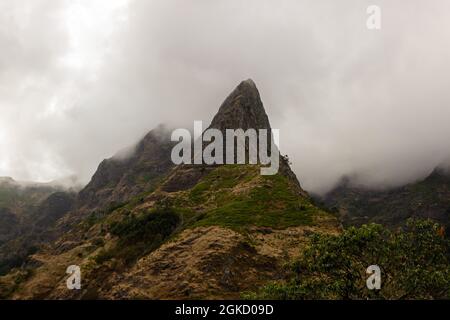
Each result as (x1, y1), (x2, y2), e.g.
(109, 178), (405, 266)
(0, 178), (76, 275)
(0, 80), (340, 299)
(321, 167), (450, 228)
(0, 177), (59, 216)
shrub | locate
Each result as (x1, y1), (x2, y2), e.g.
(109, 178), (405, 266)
(96, 207), (180, 265)
(250, 219), (450, 300)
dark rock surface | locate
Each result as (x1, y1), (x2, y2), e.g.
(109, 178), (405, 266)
(78, 125), (176, 210)
(208, 79), (272, 132)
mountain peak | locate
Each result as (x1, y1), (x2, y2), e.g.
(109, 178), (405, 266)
(78, 124), (175, 210)
(241, 78), (257, 88)
(209, 79), (271, 131)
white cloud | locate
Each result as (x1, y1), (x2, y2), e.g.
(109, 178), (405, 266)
(1, 0), (450, 194)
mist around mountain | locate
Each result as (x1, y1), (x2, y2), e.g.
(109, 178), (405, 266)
(0, 80), (341, 299)
(321, 167), (450, 229)
(0, 177), (76, 275)
(0, 176), (67, 248)
(0, 80), (449, 300)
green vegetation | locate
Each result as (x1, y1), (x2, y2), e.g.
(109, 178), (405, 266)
(246, 219), (450, 300)
(109, 208), (180, 243)
(188, 165), (257, 204)
(0, 244), (39, 276)
(91, 165), (327, 267)
(81, 201), (129, 231)
(191, 170), (316, 230)
(94, 207), (181, 265)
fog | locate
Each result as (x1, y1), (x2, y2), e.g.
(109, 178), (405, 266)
(1, 0), (450, 194)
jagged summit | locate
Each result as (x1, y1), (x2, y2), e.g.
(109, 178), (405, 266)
(77, 79), (304, 209)
(78, 125), (175, 209)
(209, 79), (271, 132)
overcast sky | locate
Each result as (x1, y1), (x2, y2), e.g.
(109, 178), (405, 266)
(1, 0), (450, 194)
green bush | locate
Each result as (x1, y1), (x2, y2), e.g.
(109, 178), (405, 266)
(96, 207), (180, 265)
(249, 219), (450, 300)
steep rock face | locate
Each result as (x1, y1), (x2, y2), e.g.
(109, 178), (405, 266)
(213, 80), (304, 193)
(209, 79), (271, 132)
(78, 125), (176, 210)
(32, 192), (76, 230)
(322, 167), (450, 227)
(164, 79), (306, 196)
(206, 79), (273, 162)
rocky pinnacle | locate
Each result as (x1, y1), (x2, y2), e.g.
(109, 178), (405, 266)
(208, 79), (272, 132)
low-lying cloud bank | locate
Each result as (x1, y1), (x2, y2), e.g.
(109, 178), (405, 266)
(1, 0), (450, 194)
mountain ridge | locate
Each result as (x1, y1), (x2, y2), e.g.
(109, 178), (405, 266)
(321, 166), (450, 228)
(0, 79), (339, 299)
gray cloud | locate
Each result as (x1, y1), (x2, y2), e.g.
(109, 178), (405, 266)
(1, 0), (450, 194)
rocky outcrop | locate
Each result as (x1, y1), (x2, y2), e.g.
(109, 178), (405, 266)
(209, 79), (271, 132)
(78, 125), (176, 210)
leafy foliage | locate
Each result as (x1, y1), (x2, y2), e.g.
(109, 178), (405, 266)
(248, 219), (450, 299)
